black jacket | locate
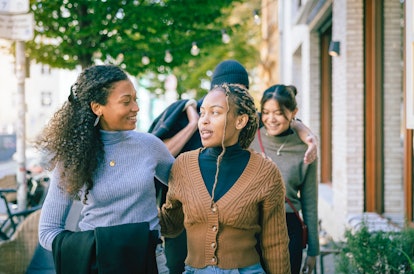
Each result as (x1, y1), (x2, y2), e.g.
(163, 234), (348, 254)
(148, 99), (202, 151)
(148, 98), (204, 206)
(52, 222), (158, 274)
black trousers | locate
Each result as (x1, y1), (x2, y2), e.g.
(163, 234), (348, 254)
(286, 213), (304, 274)
(164, 230), (187, 274)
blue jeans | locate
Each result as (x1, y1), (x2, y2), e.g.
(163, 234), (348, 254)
(156, 243), (170, 274)
(183, 263), (265, 274)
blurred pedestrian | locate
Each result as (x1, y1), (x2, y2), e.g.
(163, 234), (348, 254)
(159, 83), (291, 274)
(36, 64), (174, 273)
(250, 84), (319, 274)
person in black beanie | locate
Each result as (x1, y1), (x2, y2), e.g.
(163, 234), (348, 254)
(209, 60), (317, 164)
(210, 59), (250, 89)
(149, 59), (318, 274)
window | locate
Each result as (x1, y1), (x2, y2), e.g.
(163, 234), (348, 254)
(41, 91), (52, 107)
(41, 65), (51, 75)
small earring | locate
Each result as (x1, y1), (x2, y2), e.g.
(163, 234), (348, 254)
(94, 115), (100, 127)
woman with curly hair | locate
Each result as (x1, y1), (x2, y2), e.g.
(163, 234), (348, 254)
(37, 64), (174, 273)
(159, 83), (291, 274)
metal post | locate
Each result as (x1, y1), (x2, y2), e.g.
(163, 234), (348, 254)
(15, 40), (27, 210)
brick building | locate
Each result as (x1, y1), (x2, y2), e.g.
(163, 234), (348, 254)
(263, 0), (412, 240)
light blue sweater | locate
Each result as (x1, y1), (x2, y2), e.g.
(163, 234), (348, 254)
(39, 130), (174, 251)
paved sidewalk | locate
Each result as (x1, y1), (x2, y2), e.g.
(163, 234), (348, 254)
(317, 250), (337, 274)
(313, 238), (341, 274)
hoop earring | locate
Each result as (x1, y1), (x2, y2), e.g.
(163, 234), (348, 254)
(94, 115), (100, 127)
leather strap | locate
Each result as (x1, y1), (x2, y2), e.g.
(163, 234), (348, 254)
(257, 128), (305, 227)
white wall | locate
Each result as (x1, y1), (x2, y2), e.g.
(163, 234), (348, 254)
(0, 52), (18, 134)
(0, 50), (174, 141)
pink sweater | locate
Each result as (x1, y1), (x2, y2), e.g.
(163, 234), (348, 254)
(159, 148), (291, 274)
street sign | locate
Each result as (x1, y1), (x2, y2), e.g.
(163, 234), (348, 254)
(0, 13), (33, 41)
(0, 0), (29, 14)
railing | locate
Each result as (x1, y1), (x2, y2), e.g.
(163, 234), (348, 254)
(0, 171), (49, 240)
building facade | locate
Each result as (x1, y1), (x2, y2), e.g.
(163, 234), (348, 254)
(271, 0), (412, 240)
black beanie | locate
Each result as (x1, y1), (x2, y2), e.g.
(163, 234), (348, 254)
(210, 60), (249, 89)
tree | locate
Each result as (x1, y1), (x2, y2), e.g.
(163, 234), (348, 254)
(27, 0), (243, 75)
(170, 1), (262, 99)
(27, 0), (262, 97)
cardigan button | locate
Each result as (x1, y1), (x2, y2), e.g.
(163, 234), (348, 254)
(212, 225), (218, 232)
(211, 256), (217, 264)
(211, 242), (216, 248)
(211, 206), (217, 213)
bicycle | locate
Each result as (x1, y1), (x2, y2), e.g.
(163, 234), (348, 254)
(0, 170), (50, 240)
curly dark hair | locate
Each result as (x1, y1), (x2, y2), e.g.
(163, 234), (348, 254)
(35, 65), (129, 202)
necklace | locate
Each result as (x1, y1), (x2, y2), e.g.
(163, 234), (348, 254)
(258, 129), (289, 157)
(276, 139), (288, 156)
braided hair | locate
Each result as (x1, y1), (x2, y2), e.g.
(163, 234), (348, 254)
(219, 83), (259, 149)
(207, 84), (259, 204)
(207, 83), (259, 204)
(35, 65), (129, 202)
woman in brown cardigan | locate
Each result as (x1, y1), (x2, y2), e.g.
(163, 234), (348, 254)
(159, 83), (290, 274)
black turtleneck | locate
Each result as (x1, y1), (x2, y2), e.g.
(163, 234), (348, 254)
(199, 143), (250, 202)
(277, 127), (294, 137)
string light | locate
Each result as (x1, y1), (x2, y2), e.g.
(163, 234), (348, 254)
(115, 53), (124, 65)
(253, 9), (261, 25)
(105, 53), (124, 65)
(164, 50), (173, 63)
(190, 42), (200, 56)
(141, 55), (150, 65)
(221, 29), (231, 44)
(134, 6), (263, 64)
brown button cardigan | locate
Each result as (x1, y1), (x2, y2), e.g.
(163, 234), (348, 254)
(159, 148), (291, 274)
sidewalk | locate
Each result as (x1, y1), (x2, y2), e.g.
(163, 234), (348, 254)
(316, 247), (337, 274)
(314, 230), (339, 274)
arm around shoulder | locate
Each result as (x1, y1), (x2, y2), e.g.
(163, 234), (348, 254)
(291, 119), (318, 164)
(163, 103), (199, 157)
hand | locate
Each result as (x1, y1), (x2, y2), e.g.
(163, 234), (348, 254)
(163, 100), (199, 157)
(185, 104), (199, 126)
(301, 256), (316, 274)
(184, 99), (197, 111)
(303, 135), (318, 164)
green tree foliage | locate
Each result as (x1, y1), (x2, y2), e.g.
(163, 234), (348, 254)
(28, 0), (248, 72)
(171, 2), (261, 99)
(26, 0), (261, 94)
